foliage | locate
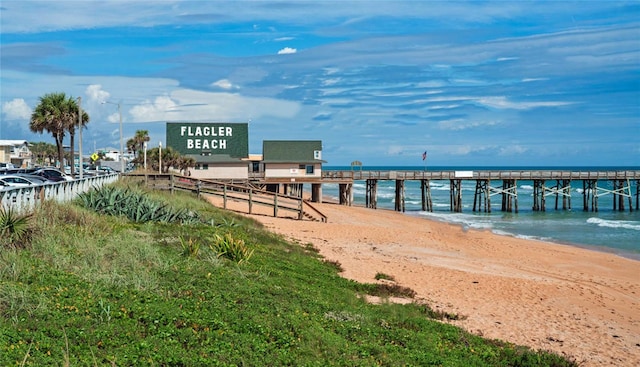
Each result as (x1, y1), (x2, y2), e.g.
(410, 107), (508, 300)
(144, 146), (197, 174)
(0, 207), (34, 249)
(77, 185), (200, 224)
(375, 272), (396, 281)
(179, 235), (201, 258)
(29, 92), (89, 171)
(29, 141), (58, 166)
(0, 191), (578, 367)
(209, 233), (254, 264)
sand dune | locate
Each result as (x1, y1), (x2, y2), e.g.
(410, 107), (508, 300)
(205, 196), (640, 366)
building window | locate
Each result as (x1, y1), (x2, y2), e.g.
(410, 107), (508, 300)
(306, 165), (314, 174)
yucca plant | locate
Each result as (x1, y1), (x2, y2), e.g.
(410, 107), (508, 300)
(0, 207), (34, 248)
(209, 233), (254, 264)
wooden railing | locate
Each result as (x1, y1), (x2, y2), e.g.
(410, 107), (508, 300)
(322, 170), (640, 181)
(126, 173), (327, 222)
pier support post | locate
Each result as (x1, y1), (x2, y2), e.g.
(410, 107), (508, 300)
(420, 179), (432, 212)
(395, 180), (405, 212)
(366, 179), (378, 209)
(532, 180), (545, 211)
(636, 180), (640, 210)
(583, 179), (597, 211)
(339, 183), (352, 206)
(554, 180), (571, 210)
(311, 183), (322, 203)
(450, 179), (462, 212)
(500, 179), (518, 213)
(473, 180), (490, 212)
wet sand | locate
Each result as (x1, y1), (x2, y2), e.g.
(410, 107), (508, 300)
(205, 195), (640, 366)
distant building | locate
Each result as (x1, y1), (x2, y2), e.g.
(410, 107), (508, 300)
(262, 140), (324, 181)
(164, 122), (325, 201)
(166, 122), (250, 180)
(0, 140), (32, 168)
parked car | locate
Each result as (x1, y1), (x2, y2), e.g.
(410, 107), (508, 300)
(0, 162), (16, 171)
(33, 168), (73, 182)
(17, 173), (56, 184)
(0, 175), (43, 188)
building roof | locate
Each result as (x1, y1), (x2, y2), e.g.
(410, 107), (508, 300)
(262, 140), (325, 163)
(0, 140), (29, 147)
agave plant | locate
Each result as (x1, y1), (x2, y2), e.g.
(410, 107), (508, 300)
(78, 186), (200, 224)
(0, 206), (34, 248)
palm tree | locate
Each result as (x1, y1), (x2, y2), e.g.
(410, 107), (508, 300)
(132, 130), (150, 154)
(66, 98), (89, 175)
(30, 92), (88, 172)
(29, 141), (57, 166)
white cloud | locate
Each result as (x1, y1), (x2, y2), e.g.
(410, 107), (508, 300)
(211, 79), (235, 90)
(476, 96), (573, 110)
(499, 145), (528, 156)
(85, 84), (111, 103)
(277, 47), (297, 55)
(129, 96), (179, 122)
(438, 119), (502, 131)
(128, 89), (301, 123)
(2, 98), (31, 120)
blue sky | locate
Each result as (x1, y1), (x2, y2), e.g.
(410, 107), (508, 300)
(1, 1), (639, 166)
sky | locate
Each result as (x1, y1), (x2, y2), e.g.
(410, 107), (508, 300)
(1, 0), (639, 167)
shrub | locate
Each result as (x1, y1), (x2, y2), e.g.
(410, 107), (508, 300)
(0, 207), (34, 249)
(209, 233), (254, 264)
(78, 185), (200, 224)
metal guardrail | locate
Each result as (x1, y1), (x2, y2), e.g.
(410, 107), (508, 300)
(0, 174), (119, 213)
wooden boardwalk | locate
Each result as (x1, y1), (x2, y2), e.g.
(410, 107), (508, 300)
(321, 169), (640, 213)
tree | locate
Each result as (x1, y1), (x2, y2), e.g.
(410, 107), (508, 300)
(145, 146), (195, 174)
(132, 130), (150, 154)
(29, 141), (57, 166)
(30, 92), (88, 172)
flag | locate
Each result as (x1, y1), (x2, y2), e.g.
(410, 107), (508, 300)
(422, 151), (427, 161)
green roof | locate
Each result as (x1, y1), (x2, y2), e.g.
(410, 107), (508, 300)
(262, 140), (324, 163)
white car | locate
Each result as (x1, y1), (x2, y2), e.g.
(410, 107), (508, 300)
(0, 175), (43, 188)
(0, 162), (15, 170)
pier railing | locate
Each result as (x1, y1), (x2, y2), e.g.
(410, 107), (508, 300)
(322, 170), (640, 181)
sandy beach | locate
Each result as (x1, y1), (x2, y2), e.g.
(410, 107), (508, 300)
(205, 195), (640, 366)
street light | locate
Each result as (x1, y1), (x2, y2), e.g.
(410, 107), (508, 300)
(77, 96), (83, 179)
(101, 101), (124, 174)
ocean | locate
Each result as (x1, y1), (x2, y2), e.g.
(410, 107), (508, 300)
(321, 166), (640, 260)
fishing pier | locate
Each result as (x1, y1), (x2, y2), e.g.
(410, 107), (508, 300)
(321, 169), (640, 213)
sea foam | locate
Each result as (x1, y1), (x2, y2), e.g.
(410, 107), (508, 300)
(586, 217), (640, 231)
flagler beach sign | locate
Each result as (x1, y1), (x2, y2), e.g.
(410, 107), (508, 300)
(166, 122), (249, 158)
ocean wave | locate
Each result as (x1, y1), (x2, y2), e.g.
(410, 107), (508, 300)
(586, 217), (640, 231)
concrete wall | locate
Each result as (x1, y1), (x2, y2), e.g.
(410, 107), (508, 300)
(190, 164), (249, 180)
(264, 163), (322, 179)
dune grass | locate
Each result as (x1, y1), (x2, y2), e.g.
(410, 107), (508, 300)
(0, 184), (578, 366)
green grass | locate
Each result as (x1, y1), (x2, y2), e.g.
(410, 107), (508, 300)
(0, 184), (578, 366)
